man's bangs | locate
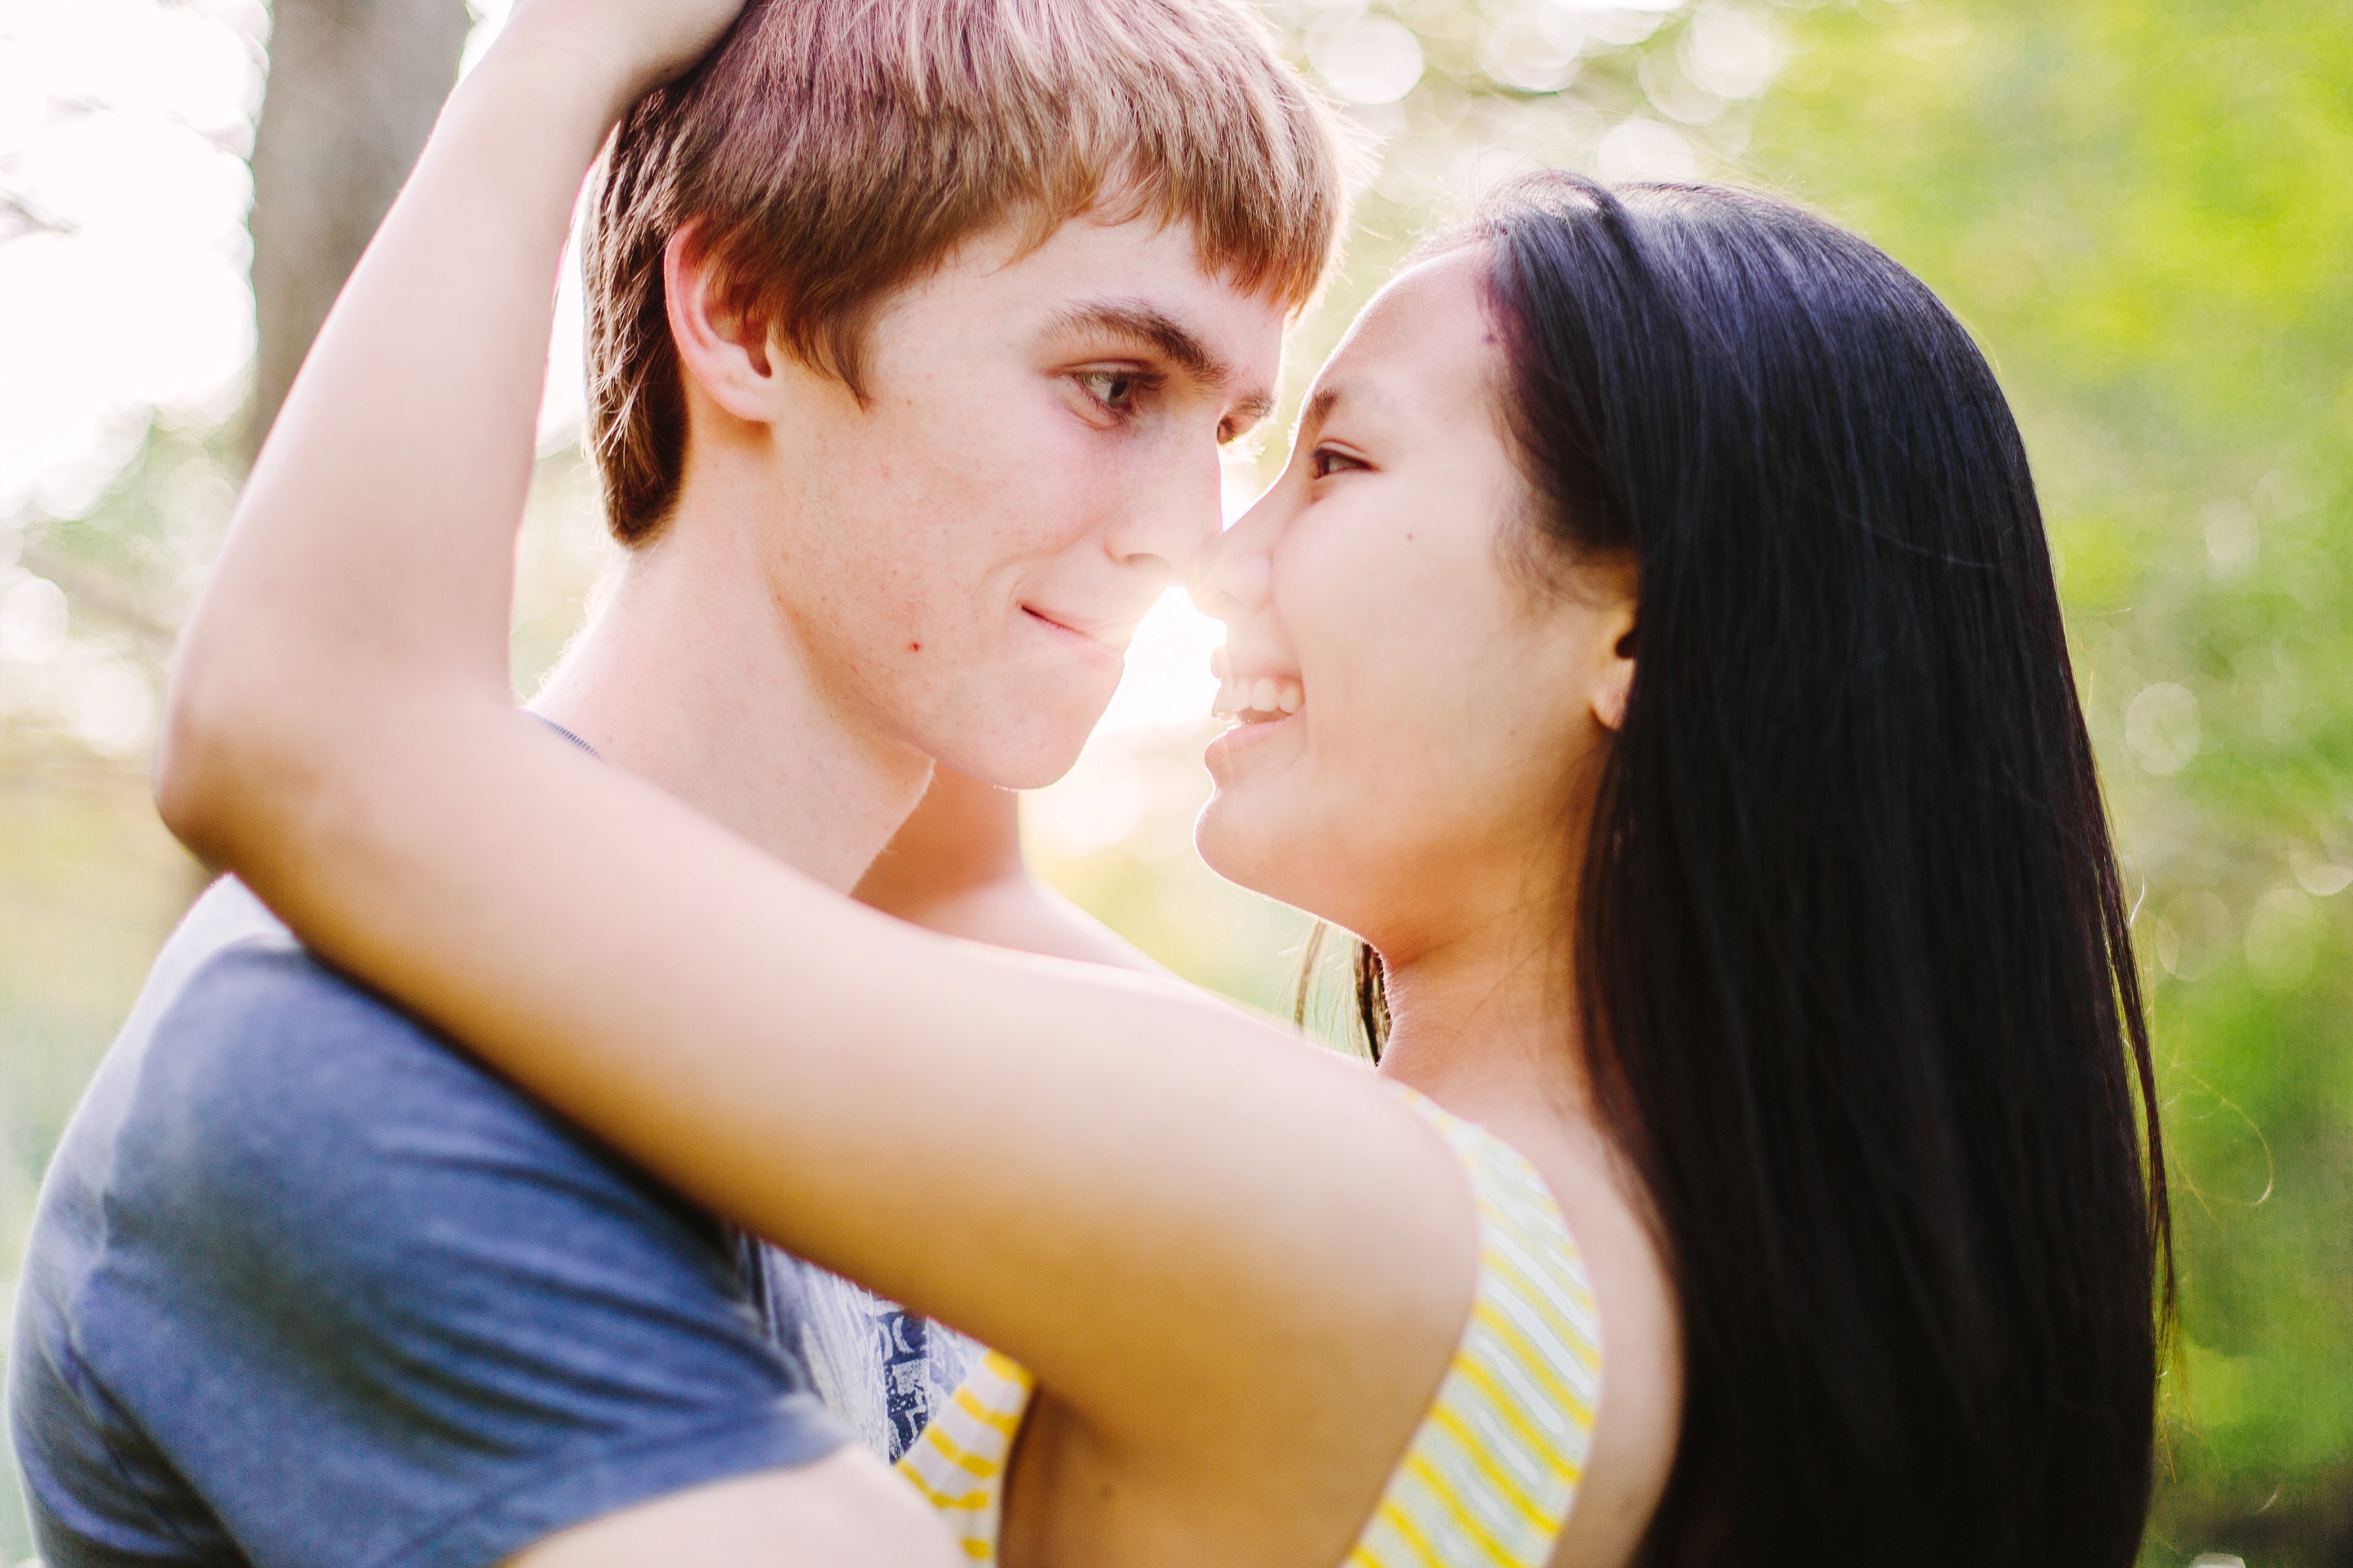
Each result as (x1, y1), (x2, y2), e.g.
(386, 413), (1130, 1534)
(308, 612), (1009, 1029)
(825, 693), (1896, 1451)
(582, 0), (1346, 544)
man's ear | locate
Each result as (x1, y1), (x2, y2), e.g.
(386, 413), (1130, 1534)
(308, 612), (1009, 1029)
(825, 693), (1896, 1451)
(663, 222), (779, 423)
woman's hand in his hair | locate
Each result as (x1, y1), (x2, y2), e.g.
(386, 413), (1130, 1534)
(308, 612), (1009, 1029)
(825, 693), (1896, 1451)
(493, 0), (750, 114)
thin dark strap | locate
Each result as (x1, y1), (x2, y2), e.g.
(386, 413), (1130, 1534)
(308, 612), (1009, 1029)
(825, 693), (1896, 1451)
(528, 712), (600, 759)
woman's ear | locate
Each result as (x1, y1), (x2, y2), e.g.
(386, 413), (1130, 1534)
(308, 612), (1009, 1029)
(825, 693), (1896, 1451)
(1593, 606), (1636, 733)
(1585, 556), (1638, 733)
(662, 222), (779, 423)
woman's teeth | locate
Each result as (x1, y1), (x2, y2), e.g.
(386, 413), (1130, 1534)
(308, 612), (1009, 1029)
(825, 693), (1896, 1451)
(1208, 648), (1302, 720)
(1212, 674), (1304, 720)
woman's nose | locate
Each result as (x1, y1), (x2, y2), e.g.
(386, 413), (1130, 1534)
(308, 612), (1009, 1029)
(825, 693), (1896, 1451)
(1188, 490), (1278, 623)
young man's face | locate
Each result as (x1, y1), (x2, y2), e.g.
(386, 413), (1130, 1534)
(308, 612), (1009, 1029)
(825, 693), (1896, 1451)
(733, 216), (1287, 788)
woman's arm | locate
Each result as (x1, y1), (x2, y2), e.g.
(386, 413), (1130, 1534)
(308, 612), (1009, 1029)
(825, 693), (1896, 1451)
(161, 0), (1472, 1464)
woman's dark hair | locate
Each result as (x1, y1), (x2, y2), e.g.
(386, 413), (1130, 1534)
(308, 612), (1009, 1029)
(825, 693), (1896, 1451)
(1361, 173), (2171, 1565)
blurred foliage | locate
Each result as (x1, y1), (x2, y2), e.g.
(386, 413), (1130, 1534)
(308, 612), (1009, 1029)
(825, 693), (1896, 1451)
(1, 0), (2346, 1561)
(1743, 3), (2353, 1561)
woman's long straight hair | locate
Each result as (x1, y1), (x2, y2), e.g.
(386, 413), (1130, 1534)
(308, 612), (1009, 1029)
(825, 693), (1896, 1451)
(1362, 174), (2171, 1565)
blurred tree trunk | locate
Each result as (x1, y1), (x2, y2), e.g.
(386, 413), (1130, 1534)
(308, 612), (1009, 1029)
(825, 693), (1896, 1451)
(245, 0), (473, 462)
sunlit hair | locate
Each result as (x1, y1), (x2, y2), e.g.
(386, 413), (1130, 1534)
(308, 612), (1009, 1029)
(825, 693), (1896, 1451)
(583, 0), (1343, 544)
(1355, 173), (2170, 1565)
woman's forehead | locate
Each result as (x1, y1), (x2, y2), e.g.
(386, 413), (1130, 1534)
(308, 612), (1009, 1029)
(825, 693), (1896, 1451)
(1308, 249), (1503, 432)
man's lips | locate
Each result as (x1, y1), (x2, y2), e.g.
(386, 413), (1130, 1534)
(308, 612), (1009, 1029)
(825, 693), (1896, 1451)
(1023, 605), (1137, 657)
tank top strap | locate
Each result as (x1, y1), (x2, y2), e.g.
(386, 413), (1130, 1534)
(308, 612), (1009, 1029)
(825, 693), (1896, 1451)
(895, 1346), (1033, 1561)
(895, 1084), (1603, 1567)
(1347, 1082), (1603, 1568)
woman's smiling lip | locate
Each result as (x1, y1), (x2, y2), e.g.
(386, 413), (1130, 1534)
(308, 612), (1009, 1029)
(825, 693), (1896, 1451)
(1205, 705), (1300, 770)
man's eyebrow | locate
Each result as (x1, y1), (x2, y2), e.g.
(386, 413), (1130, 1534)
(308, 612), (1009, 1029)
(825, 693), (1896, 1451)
(1048, 300), (1235, 389)
(1228, 388), (1277, 430)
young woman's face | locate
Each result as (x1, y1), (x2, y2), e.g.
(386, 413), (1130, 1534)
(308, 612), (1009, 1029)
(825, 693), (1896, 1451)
(1193, 246), (1634, 960)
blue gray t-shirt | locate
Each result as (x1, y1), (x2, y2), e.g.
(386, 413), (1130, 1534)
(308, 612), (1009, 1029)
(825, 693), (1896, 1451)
(8, 879), (853, 1568)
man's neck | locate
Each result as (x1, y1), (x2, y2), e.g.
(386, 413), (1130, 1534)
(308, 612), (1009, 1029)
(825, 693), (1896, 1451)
(529, 526), (932, 893)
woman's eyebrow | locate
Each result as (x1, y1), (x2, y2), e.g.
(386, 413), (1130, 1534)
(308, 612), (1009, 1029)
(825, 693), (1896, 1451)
(1300, 381), (1401, 442)
(1299, 383), (1345, 439)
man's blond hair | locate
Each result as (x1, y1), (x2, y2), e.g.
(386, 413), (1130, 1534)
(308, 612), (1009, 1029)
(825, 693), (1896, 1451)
(584, 0), (1344, 544)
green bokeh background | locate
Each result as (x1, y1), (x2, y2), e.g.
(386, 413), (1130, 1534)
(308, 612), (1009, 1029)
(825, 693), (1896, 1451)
(3, 1), (2347, 1561)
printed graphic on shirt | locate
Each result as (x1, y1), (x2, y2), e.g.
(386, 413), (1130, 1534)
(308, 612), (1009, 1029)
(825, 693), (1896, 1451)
(877, 1306), (939, 1457)
(748, 1243), (980, 1462)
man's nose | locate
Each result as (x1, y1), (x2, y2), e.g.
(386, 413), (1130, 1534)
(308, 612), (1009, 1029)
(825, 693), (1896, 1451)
(1110, 444), (1224, 583)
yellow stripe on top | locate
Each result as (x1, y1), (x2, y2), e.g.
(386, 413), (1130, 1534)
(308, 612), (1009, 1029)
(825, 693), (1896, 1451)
(895, 1349), (1034, 1555)
(1350, 1085), (1601, 1568)
(891, 1084), (1601, 1567)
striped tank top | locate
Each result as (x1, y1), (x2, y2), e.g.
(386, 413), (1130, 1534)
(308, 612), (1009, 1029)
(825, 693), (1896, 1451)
(895, 1085), (1605, 1565)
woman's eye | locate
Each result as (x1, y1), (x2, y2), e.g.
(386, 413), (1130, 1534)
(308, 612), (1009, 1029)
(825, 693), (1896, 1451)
(1311, 447), (1366, 479)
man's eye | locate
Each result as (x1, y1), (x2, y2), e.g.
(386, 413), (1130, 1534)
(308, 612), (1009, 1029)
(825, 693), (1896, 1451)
(1076, 370), (1141, 413)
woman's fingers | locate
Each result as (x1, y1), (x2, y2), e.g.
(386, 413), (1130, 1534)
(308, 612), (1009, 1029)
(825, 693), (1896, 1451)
(497, 0), (753, 109)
